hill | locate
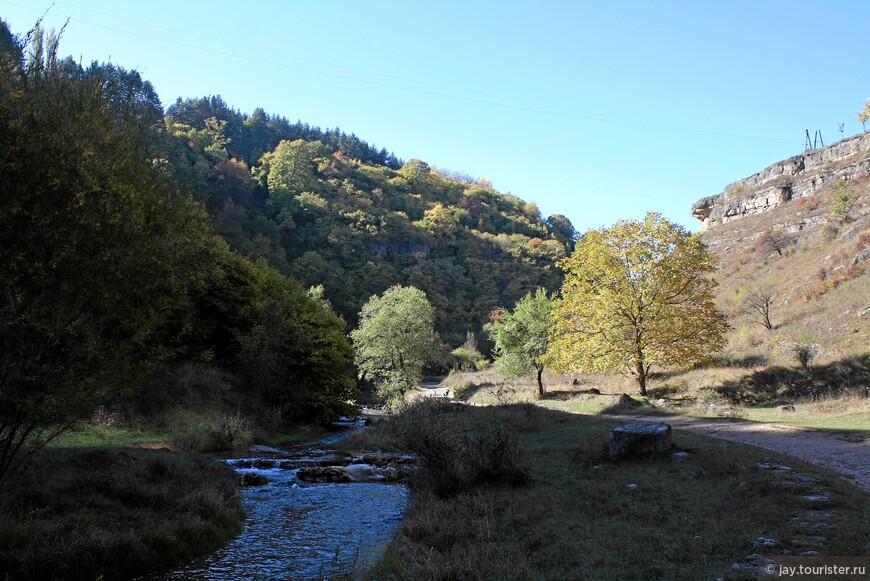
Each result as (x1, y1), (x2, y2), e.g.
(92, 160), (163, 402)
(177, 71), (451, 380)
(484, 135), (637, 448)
(686, 133), (870, 404)
(165, 97), (576, 346)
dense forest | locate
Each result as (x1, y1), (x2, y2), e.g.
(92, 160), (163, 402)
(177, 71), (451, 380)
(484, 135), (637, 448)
(0, 23), (358, 477)
(164, 95), (576, 344)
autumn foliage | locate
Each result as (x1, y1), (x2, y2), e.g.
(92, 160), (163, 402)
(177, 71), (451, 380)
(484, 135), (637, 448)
(547, 213), (728, 395)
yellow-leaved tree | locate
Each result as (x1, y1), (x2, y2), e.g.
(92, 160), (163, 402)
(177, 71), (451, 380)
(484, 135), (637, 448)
(547, 212), (728, 395)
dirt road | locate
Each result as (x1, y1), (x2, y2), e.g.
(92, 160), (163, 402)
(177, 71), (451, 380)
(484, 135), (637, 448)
(608, 413), (870, 493)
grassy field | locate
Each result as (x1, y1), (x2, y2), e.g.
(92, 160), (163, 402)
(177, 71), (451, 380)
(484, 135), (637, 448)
(352, 401), (870, 580)
(446, 366), (870, 435)
(0, 445), (242, 580)
(0, 418), (257, 580)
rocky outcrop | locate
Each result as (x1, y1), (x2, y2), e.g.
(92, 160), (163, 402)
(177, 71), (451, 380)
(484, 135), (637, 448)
(693, 132), (870, 231)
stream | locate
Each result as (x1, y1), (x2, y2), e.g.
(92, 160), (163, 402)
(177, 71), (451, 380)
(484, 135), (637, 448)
(154, 419), (411, 580)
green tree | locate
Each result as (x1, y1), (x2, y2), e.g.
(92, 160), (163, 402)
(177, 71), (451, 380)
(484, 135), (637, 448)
(351, 286), (443, 404)
(451, 331), (487, 372)
(0, 24), (218, 480)
(238, 261), (358, 421)
(829, 180), (855, 224)
(485, 288), (554, 398)
(547, 212), (727, 396)
(545, 214), (578, 252)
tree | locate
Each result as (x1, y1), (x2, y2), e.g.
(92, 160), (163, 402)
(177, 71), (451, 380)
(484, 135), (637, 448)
(451, 331), (486, 372)
(351, 286), (443, 404)
(0, 24), (219, 480)
(755, 228), (793, 257)
(547, 212), (728, 396)
(237, 261), (358, 422)
(737, 283), (776, 330)
(858, 98), (870, 132)
(545, 214), (578, 252)
(485, 289), (553, 398)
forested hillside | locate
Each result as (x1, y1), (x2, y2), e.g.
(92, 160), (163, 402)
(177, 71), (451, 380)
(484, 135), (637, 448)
(163, 96), (576, 344)
(1, 18), (577, 480)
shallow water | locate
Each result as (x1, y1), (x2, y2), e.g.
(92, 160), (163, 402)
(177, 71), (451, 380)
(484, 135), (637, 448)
(155, 422), (410, 580)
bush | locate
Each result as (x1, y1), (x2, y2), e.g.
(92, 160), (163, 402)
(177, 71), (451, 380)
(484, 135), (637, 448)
(387, 399), (527, 496)
(780, 333), (821, 369)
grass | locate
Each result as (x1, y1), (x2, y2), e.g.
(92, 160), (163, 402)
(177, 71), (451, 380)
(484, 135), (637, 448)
(49, 423), (170, 448)
(356, 403), (870, 580)
(0, 446), (243, 580)
(741, 398), (870, 438)
(269, 425), (330, 446)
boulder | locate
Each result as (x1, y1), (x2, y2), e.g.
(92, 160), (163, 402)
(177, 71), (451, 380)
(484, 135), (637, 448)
(604, 393), (642, 412)
(608, 422), (672, 458)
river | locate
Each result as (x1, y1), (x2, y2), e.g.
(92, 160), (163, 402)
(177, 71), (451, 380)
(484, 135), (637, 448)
(153, 420), (411, 580)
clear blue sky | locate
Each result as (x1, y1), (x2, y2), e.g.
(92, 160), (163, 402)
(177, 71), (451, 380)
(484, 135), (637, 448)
(3, 0), (868, 233)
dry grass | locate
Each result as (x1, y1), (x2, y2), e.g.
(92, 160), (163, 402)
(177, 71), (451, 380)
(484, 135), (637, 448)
(0, 447), (242, 580)
(705, 176), (870, 363)
(361, 404), (870, 580)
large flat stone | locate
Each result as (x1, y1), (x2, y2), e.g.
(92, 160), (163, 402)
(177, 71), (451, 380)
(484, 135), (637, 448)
(608, 422), (672, 458)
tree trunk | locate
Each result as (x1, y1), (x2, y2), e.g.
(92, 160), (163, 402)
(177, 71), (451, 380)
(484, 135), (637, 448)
(635, 360), (647, 396)
(536, 366), (544, 398)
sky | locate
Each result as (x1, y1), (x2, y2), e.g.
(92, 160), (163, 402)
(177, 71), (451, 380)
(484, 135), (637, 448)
(2, 0), (868, 233)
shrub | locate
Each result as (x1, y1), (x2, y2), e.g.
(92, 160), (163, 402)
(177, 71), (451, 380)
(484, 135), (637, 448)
(829, 181), (855, 224)
(777, 333), (821, 369)
(387, 399), (527, 496)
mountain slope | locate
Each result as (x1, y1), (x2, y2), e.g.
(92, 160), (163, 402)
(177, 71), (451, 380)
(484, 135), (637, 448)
(688, 136), (870, 401)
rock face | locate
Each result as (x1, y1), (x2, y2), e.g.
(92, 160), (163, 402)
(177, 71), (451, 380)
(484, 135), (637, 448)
(608, 423), (672, 458)
(693, 132), (870, 231)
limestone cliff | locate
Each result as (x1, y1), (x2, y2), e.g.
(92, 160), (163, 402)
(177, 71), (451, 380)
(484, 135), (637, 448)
(693, 132), (870, 231)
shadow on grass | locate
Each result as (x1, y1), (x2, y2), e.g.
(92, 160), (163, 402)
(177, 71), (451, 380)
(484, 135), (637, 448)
(714, 354), (870, 405)
(452, 381), (499, 402)
(540, 389), (602, 401)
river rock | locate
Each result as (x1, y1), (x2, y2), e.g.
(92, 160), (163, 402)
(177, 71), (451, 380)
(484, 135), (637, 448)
(608, 422), (672, 458)
(240, 473), (269, 487)
(296, 466), (352, 483)
(345, 464), (386, 483)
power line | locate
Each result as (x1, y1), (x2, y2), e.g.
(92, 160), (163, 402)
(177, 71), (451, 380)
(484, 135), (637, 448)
(3, 0), (804, 146)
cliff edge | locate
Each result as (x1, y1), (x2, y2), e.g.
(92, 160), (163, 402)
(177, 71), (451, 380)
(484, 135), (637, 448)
(693, 132), (870, 232)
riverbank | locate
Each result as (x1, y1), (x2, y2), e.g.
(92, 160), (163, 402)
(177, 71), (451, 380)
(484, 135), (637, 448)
(355, 402), (870, 580)
(0, 446), (242, 580)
